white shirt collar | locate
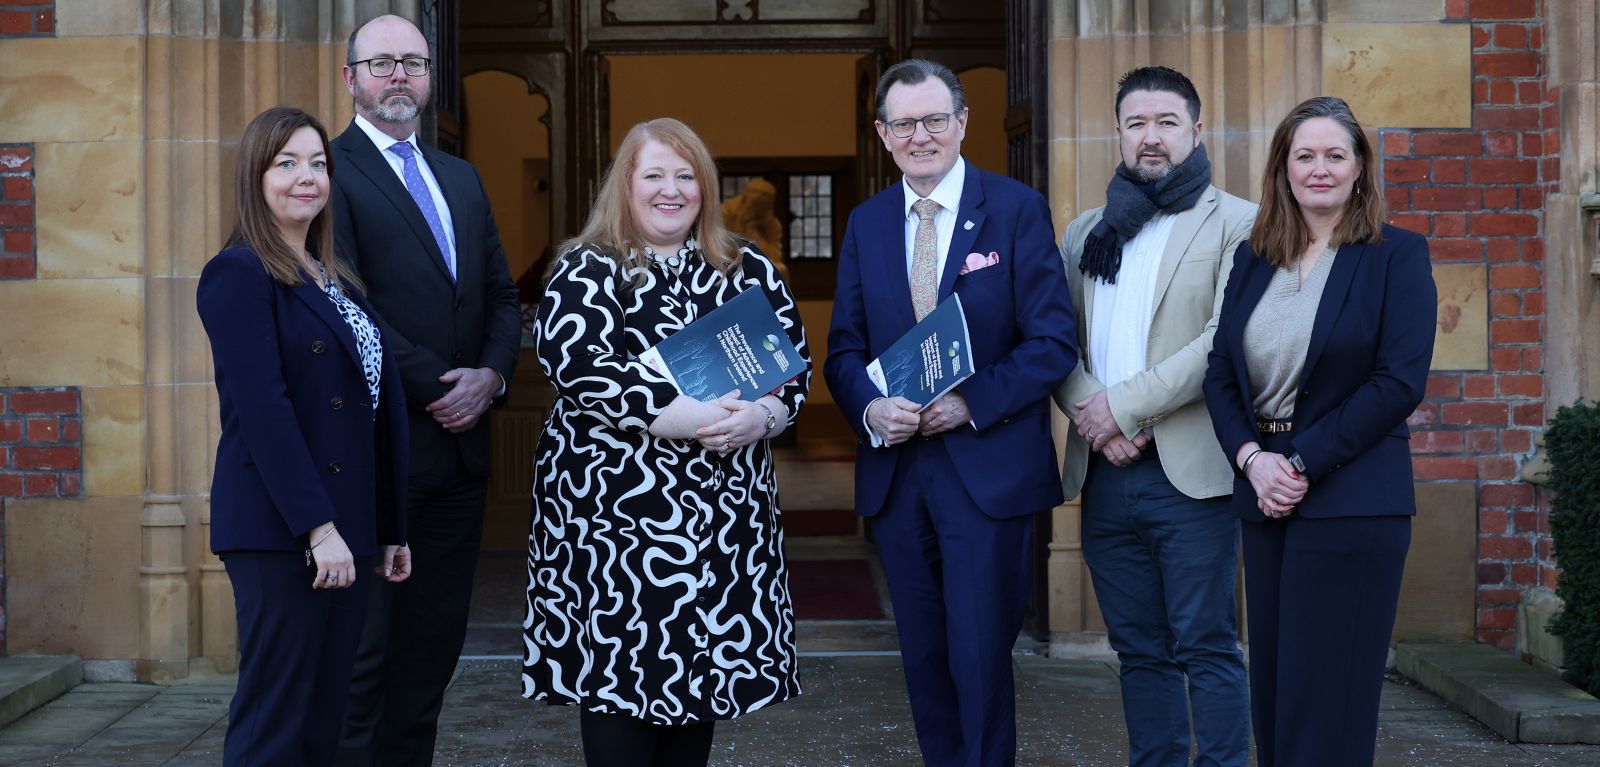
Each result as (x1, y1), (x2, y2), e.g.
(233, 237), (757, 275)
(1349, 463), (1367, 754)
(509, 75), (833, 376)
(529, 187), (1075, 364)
(354, 113), (421, 156)
(900, 157), (966, 219)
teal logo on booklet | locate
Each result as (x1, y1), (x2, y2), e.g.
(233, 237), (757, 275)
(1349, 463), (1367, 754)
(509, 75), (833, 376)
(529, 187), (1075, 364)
(763, 334), (780, 352)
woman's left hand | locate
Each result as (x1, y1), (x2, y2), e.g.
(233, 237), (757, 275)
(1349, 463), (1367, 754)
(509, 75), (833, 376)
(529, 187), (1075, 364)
(695, 396), (767, 454)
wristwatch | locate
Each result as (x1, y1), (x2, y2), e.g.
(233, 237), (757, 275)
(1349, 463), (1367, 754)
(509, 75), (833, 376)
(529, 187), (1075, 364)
(1288, 452), (1307, 474)
(755, 401), (778, 436)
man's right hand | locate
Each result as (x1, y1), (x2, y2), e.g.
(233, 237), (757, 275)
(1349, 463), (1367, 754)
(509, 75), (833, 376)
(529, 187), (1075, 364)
(867, 397), (921, 446)
(1099, 432), (1151, 468)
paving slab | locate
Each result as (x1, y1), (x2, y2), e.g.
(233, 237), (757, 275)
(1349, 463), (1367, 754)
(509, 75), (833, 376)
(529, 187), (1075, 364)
(0, 656), (81, 732)
(6, 649), (1600, 764)
(1397, 641), (1600, 744)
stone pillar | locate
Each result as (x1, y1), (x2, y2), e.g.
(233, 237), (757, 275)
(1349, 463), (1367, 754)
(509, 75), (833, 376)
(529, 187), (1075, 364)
(1524, 0), (1600, 669)
(132, 0), (415, 680)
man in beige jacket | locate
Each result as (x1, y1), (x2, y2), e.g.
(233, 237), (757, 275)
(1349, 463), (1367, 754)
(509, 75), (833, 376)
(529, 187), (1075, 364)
(1055, 66), (1256, 767)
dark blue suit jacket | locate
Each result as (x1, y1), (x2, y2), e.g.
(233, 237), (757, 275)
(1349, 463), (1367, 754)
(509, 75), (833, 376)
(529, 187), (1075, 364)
(198, 244), (409, 556)
(824, 163), (1078, 519)
(1204, 224), (1436, 522)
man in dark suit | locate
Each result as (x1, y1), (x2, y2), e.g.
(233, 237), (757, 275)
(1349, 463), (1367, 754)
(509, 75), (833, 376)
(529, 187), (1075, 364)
(824, 59), (1078, 767)
(330, 14), (521, 766)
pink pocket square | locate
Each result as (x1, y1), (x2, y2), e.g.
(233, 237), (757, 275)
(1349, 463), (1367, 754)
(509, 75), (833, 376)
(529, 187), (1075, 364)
(959, 251), (1001, 275)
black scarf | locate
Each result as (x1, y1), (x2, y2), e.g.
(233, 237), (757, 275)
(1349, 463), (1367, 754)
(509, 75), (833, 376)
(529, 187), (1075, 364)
(1079, 142), (1212, 284)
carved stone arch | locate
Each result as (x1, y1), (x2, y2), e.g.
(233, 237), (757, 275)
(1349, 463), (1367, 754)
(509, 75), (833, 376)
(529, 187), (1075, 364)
(458, 66), (556, 155)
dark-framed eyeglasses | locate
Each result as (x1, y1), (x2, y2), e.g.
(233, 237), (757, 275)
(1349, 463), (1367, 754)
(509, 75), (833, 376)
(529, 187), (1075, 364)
(352, 57), (431, 77)
(883, 112), (953, 139)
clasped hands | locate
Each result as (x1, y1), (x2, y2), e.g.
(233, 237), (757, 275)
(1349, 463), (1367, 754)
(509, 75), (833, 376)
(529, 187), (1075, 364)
(1238, 442), (1308, 518)
(867, 390), (969, 447)
(425, 366), (501, 433)
(1073, 390), (1149, 467)
(691, 389), (776, 454)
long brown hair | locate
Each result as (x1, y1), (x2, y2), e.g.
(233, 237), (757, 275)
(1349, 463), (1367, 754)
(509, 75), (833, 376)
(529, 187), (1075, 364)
(558, 118), (740, 282)
(1250, 96), (1386, 267)
(229, 106), (364, 292)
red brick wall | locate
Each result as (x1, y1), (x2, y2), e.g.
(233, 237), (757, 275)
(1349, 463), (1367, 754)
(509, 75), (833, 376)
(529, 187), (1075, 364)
(0, 388), (84, 499)
(1386, 0), (1553, 648)
(0, 2), (52, 36)
(0, 386), (83, 656)
(0, 145), (33, 280)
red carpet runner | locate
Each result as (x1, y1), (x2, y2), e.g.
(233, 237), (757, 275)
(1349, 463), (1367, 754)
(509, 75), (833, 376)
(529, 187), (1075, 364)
(788, 558), (883, 620)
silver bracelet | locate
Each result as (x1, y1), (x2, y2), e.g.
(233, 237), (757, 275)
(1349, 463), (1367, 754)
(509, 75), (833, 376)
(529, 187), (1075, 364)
(305, 526), (336, 566)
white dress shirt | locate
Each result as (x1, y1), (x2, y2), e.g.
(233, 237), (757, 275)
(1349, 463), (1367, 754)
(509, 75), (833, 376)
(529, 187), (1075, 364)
(1089, 212), (1174, 390)
(353, 114), (458, 278)
(899, 157), (966, 279)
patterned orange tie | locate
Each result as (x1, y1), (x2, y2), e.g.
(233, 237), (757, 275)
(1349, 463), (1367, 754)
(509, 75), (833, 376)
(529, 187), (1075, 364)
(910, 198), (941, 320)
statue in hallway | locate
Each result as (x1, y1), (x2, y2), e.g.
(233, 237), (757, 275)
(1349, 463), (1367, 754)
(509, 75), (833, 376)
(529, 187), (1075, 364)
(721, 178), (788, 277)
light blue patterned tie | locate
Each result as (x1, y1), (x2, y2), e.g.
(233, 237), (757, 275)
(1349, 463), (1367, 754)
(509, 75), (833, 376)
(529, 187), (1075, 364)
(387, 141), (455, 280)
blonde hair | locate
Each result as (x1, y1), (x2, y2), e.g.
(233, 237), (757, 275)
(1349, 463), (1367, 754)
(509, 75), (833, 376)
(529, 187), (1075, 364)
(229, 106), (364, 292)
(557, 118), (741, 282)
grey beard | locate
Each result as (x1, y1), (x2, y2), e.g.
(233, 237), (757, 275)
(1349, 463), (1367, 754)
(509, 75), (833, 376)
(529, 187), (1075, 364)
(371, 96), (420, 123)
(1133, 159), (1172, 183)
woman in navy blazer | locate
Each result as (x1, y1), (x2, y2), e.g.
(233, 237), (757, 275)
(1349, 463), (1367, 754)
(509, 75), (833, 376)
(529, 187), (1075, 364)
(197, 106), (411, 766)
(1204, 97), (1437, 767)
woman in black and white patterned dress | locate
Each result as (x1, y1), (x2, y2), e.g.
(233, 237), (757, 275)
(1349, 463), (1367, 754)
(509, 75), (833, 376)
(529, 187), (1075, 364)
(526, 118), (810, 767)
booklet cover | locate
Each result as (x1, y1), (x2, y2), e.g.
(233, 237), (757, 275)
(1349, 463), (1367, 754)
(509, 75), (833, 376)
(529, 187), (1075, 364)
(638, 287), (803, 402)
(866, 294), (974, 411)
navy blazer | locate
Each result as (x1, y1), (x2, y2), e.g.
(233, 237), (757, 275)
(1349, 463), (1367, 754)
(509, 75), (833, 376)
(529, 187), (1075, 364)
(1204, 224), (1436, 522)
(330, 123), (522, 479)
(824, 162), (1079, 519)
(198, 244), (409, 556)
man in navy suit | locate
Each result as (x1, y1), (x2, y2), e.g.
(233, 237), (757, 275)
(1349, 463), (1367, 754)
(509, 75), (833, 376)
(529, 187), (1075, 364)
(331, 14), (522, 767)
(824, 59), (1078, 767)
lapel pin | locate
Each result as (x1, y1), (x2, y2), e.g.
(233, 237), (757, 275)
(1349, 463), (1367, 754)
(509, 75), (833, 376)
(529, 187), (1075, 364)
(963, 220), (974, 231)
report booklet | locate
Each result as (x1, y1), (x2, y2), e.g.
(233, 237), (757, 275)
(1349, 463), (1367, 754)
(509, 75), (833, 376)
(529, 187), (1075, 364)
(638, 287), (803, 402)
(866, 294), (974, 410)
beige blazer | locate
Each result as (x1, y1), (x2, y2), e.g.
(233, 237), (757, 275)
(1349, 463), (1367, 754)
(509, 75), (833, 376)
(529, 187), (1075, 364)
(1054, 185), (1258, 501)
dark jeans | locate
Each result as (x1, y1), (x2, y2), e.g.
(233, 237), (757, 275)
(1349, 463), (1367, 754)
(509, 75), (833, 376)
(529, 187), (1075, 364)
(1081, 449), (1249, 767)
(338, 449), (489, 767)
(1242, 513), (1410, 767)
(225, 551), (373, 767)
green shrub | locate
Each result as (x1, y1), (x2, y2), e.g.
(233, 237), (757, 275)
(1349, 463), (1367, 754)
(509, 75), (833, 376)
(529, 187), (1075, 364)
(1546, 400), (1600, 695)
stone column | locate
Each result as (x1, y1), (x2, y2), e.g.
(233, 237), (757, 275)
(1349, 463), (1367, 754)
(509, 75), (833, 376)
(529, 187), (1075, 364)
(136, 0), (415, 680)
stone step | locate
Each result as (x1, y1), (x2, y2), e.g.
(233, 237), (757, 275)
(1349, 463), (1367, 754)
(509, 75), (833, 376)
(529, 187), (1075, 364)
(1397, 641), (1600, 744)
(0, 655), (82, 730)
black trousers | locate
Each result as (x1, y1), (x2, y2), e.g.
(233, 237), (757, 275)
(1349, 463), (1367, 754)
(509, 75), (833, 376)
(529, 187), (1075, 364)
(337, 449), (488, 766)
(226, 551), (373, 767)
(579, 709), (716, 767)
(1242, 513), (1410, 767)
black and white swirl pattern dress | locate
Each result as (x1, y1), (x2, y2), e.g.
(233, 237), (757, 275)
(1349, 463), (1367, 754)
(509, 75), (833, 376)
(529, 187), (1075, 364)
(524, 241), (811, 724)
